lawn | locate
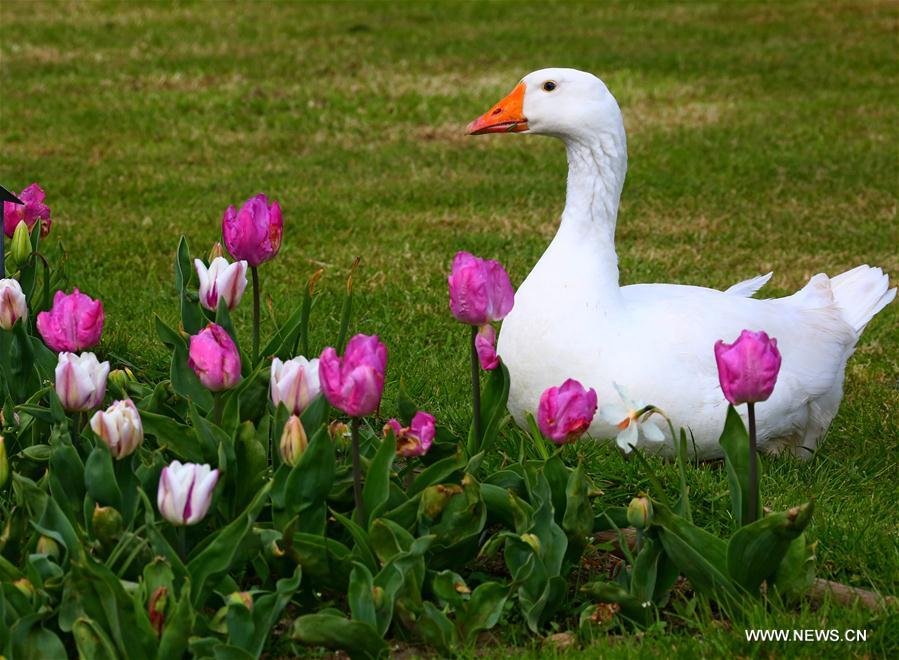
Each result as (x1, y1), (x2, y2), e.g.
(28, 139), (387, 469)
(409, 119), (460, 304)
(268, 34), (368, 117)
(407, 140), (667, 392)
(2, 0), (897, 657)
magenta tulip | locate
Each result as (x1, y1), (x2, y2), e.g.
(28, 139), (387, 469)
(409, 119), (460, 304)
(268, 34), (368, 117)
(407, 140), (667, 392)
(537, 379), (598, 445)
(319, 334), (387, 417)
(714, 330), (782, 405)
(385, 411), (436, 457)
(36, 289), (104, 352)
(447, 251), (515, 325)
(3, 183), (51, 238)
(475, 324), (500, 370)
(188, 323), (242, 392)
(221, 194), (283, 267)
(157, 461), (219, 526)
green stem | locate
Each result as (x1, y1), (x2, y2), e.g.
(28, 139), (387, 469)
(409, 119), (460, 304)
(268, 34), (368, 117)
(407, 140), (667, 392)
(470, 325), (481, 451)
(176, 526), (188, 563)
(351, 417), (365, 523)
(747, 402), (758, 524)
(251, 265), (260, 363)
(211, 393), (225, 426)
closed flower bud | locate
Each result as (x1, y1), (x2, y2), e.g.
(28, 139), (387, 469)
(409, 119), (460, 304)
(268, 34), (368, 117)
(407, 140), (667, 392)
(194, 257), (248, 311)
(208, 241), (224, 261)
(714, 330), (782, 405)
(279, 415), (308, 467)
(90, 399), (144, 459)
(55, 352), (110, 411)
(10, 220), (31, 269)
(188, 323), (242, 392)
(626, 496), (653, 529)
(372, 586), (385, 608)
(92, 504), (123, 546)
(447, 251), (515, 326)
(0, 436), (7, 488)
(36, 535), (61, 560)
(149, 586), (167, 638)
(227, 591), (254, 610)
(13, 578), (34, 597)
(157, 461), (219, 526)
(221, 194), (283, 267)
(107, 369), (130, 390)
(475, 324), (500, 370)
(0, 279), (28, 330)
(520, 533), (542, 555)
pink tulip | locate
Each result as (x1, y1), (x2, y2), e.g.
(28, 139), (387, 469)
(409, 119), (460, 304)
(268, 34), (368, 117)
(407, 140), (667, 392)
(221, 194), (283, 267)
(271, 356), (320, 414)
(385, 411), (436, 457)
(157, 461), (219, 526)
(55, 352), (110, 411)
(188, 323), (242, 392)
(714, 330), (782, 405)
(319, 334), (387, 417)
(194, 257), (248, 311)
(537, 379), (598, 445)
(36, 288), (104, 352)
(475, 324), (500, 370)
(3, 183), (51, 238)
(447, 251), (515, 325)
(0, 279), (27, 330)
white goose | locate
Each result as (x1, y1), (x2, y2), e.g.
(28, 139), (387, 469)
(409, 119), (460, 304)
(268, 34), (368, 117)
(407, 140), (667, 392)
(467, 68), (895, 459)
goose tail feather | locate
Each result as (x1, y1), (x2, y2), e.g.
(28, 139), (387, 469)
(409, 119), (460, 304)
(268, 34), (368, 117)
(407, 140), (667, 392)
(829, 265), (896, 335)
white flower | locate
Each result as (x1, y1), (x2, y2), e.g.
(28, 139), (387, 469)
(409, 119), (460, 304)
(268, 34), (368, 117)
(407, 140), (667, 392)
(599, 383), (665, 453)
(90, 399), (144, 459)
(0, 278), (27, 330)
(271, 356), (320, 415)
(55, 352), (110, 412)
(157, 461), (219, 526)
(194, 257), (248, 311)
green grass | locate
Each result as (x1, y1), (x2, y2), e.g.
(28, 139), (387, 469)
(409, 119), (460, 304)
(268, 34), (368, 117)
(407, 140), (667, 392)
(2, 0), (897, 657)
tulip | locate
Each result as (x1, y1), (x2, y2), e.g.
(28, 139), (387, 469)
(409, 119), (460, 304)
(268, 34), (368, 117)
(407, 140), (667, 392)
(279, 415), (308, 467)
(36, 288), (105, 352)
(221, 194), (283, 267)
(627, 496), (653, 529)
(157, 461), (219, 526)
(714, 330), (782, 405)
(194, 257), (248, 311)
(0, 279), (27, 330)
(474, 324), (499, 370)
(55, 352), (109, 411)
(92, 504), (123, 548)
(385, 411), (436, 458)
(3, 183), (51, 238)
(188, 323), (242, 392)
(90, 399), (144, 459)
(270, 356), (320, 415)
(714, 329), (781, 525)
(10, 221), (31, 269)
(319, 333), (387, 520)
(537, 378), (598, 445)
(319, 334), (387, 417)
(447, 251), (515, 326)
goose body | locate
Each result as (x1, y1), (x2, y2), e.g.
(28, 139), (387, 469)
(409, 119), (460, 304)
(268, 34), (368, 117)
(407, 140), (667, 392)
(468, 68), (895, 459)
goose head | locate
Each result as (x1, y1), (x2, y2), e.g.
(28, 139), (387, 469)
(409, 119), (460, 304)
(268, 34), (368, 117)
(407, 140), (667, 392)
(467, 68), (623, 142)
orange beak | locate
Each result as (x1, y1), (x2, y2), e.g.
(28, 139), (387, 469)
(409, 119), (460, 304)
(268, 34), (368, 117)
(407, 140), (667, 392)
(467, 82), (528, 135)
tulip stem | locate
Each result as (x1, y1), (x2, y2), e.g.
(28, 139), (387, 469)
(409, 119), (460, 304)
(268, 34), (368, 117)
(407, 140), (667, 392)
(470, 325), (481, 452)
(351, 417), (365, 523)
(176, 526), (188, 563)
(747, 402), (758, 524)
(251, 265), (260, 363)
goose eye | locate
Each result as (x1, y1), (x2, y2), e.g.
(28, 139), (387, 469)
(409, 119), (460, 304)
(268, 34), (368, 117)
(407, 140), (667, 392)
(542, 81), (557, 92)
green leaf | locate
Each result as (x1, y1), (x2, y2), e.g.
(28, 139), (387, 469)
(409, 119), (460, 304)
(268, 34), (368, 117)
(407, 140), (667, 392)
(243, 567), (302, 656)
(562, 460), (593, 564)
(140, 410), (206, 463)
(362, 432), (396, 526)
(458, 582), (508, 645)
(332, 510), (379, 574)
(289, 534), (353, 591)
(368, 518), (414, 563)
(10, 617), (69, 660)
(290, 613), (387, 659)
(718, 405), (753, 527)
(630, 536), (662, 603)
(408, 451), (466, 497)
(284, 428), (335, 533)
(726, 502), (814, 592)
(155, 315), (214, 411)
(771, 533), (816, 603)
(582, 581), (653, 626)
(348, 562), (378, 628)
(84, 445), (123, 511)
(187, 483), (271, 608)
(72, 617), (119, 660)
(418, 602), (459, 655)
(174, 235), (192, 291)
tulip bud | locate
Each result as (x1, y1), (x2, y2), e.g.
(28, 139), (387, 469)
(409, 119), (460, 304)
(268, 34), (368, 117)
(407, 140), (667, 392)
(221, 194), (283, 267)
(149, 586), (167, 637)
(194, 257), (248, 312)
(714, 330), (782, 405)
(37, 288), (105, 352)
(157, 461), (219, 526)
(520, 533), (542, 555)
(13, 578), (34, 598)
(36, 535), (61, 560)
(271, 356), (320, 415)
(92, 504), (123, 546)
(279, 415), (308, 467)
(90, 399), (144, 459)
(447, 251), (515, 325)
(188, 324), (242, 392)
(0, 436), (8, 488)
(55, 352), (110, 411)
(319, 334), (387, 417)
(537, 379), (598, 445)
(209, 241), (224, 261)
(627, 497), (653, 529)
(372, 585), (385, 608)
(227, 591), (253, 610)
(108, 369), (129, 390)
(0, 279), (28, 331)
(475, 324), (500, 370)
(10, 221), (31, 269)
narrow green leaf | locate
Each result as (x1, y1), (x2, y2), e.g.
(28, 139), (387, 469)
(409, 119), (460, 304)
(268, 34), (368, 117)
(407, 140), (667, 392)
(362, 432), (396, 526)
(718, 404), (753, 527)
(290, 614), (387, 659)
